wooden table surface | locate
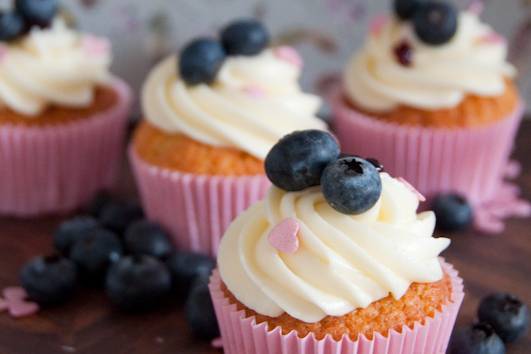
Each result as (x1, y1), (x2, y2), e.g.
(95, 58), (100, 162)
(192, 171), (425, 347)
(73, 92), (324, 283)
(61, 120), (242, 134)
(0, 122), (530, 354)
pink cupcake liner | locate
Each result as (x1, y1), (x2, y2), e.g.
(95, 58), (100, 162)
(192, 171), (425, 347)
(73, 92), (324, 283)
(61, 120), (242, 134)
(0, 79), (132, 217)
(129, 147), (270, 256)
(209, 259), (464, 354)
(330, 88), (529, 232)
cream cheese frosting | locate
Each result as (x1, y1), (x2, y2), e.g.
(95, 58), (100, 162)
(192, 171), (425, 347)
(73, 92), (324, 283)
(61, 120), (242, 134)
(344, 11), (516, 112)
(142, 48), (325, 160)
(218, 173), (450, 323)
(0, 19), (112, 116)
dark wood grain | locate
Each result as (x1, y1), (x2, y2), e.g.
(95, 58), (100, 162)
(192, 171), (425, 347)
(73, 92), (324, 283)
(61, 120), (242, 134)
(0, 123), (530, 354)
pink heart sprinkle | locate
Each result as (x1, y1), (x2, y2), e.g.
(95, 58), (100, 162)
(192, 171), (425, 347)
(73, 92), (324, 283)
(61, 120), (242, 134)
(82, 35), (110, 57)
(398, 177), (426, 202)
(3, 287), (27, 302)
(0, 44), (7, 63)
(273, 46), (303, 68)
(468, 0), (484, 15)
(478, 32), (505, 45)
(370, 15), (389, 36)
(8, 300), (39, 318)
(211, 337), (223, 349)
(0, 298), (8, 312)
(243, 85), (266, 98)
(268, 218), (300, 254)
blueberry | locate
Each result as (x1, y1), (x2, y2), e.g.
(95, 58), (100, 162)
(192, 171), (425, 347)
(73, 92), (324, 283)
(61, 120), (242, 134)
(179, 38), (226, 85)
(124, 220), (174, 260)
(87, 191), (113, 218)
(20, 254), (77, 306)
(432, 194), (473, 232)
(321, 156), (382, 215)
(15, 0), (58, 28)
(394, 0), (423, 20)
(221, 19), (270, 56)
(0, 11), (27, 41)
(448, 323), (506, 354)
(99, 201), (144, 235)
(265, 130), (340, 191)
(53, 216), (100, 255)
(166, 251), (215, 296)
(478, 293), (529, 343)
(185, 277), (220, 340)
(70, 228), (123, 282)
(413, 1), (458, 46)
(365, 157), (384, 172)
(106, 255), (172, 311)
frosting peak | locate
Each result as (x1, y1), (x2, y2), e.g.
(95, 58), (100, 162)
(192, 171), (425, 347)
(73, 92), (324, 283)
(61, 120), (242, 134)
(142, 48), (325, 160)
(344, 11), (516, 112)
(218, 173), (450, 323)
(0, 19), (112, 116)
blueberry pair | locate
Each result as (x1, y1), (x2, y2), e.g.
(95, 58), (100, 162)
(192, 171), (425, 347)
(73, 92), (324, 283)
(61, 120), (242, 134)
(394, 0), (458, 46)
(0, 0), (58, 41)
(179, 19), (270, 85)
(265, 130), (383, 215)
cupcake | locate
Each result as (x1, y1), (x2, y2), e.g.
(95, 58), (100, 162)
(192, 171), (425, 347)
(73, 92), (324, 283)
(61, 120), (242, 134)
(330, 0), (529, 233)
(0, 2), (132, 216)
(130, 19), (326, 255)
(209, 130), (464, 354)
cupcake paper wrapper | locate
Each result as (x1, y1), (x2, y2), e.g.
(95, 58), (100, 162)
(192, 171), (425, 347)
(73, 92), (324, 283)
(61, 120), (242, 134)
(0, 79), (132, 217)
(129, 148), (270, 256)
(331, 89), (530, 233)
(209, 260), (464, 354)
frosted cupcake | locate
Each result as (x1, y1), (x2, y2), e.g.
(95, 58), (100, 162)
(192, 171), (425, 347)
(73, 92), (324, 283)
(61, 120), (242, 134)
(0, 2), (132, 216)
(130, 19), (326, 255)
(330, 0), (529, 233)
(209, 130), (464, 354)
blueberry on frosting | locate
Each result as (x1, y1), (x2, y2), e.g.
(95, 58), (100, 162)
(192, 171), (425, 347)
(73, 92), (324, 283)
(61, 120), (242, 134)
(16, 0), (58, 29)
(394, 0), (423, 20)
(179, 38), (226, 85)
(221, 19), (270, 56)
(413, 1), (458, 45)
(0, 11), (27, 41)
(321, 156), (382, 215)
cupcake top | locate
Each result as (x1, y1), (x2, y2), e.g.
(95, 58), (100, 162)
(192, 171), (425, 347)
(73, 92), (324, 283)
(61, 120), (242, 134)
(344, 1), (516, 113)
(0, 2), (112, 116)
(218, 130), (450, 323)
(142, 19), (325, 160)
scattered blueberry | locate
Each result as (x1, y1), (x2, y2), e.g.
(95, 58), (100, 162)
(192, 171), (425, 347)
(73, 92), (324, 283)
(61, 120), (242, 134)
(393, 40), (413, 67)
(265, 130), (340, 191)
(53, 216), (100, 255)
(321, 156), (382, 214)
(15, 0), (58, 28)
(87, 191), (113, 218)
(478, 293), (529, 343)
(394, 0), (423, 20)
(221, 19), (270, 56)
(20, 254), (77, 306)
(99, 201), (144, 235)
(432, 194), (473, 232)
(448, 323), (506, 354)
(166, 251), (215, 296)
(0, 11), (27, 41)
(106, 255), (172, 311)
(185, 277), (220, 340)
(70, 229), (123, 282)
(124, 220), (174, 260)
(413, 1), (458, 46)
(179, 38), (226, 85)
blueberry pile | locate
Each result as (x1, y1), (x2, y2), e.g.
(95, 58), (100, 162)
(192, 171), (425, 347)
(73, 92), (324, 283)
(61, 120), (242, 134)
(432, 193), (473, 232)
(394, 0), (458, 46)
(449, 293), (528, 354)
(19, 192), (219, 340)
(265, 130), (383, 215)
(0, 0), (58, 41)
(179, 18), (270, 85)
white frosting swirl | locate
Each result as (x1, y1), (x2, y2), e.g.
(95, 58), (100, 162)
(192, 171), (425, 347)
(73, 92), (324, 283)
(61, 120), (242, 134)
(218, 173), (450, 323)
(142, 49), (325, 160)
(0, 19), (112, 116)
(344, 11), (516, 112)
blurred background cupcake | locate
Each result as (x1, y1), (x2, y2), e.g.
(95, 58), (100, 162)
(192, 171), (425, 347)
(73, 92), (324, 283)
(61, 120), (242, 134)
(129, 19), (326, 256)
(330, 0), (529, 233)
(0, 0), (132, 217)
(210, 131), (464, 354)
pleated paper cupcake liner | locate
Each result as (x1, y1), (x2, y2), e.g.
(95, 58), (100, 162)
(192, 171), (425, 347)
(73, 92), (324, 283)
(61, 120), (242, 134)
(209, 260), (464, 354)
(129, 147), (270, 256)
(0, 79), (132, 217)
